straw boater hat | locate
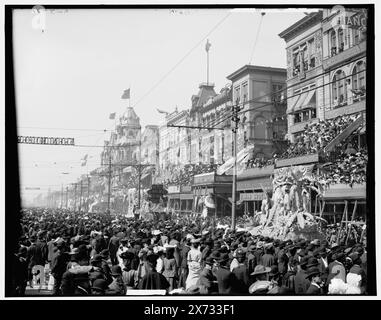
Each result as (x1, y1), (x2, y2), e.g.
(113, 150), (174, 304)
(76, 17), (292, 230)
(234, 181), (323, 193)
(251, 265), (271, 276)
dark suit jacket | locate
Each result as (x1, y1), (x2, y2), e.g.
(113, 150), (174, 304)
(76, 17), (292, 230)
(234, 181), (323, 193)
(232, 264), (250, 293)
(216, 266), (238, 295)
(197, 267), (217, 294)
(294, 270), (310, 294)
(306, 283), (322, 295)
(260, 253), (275, 267)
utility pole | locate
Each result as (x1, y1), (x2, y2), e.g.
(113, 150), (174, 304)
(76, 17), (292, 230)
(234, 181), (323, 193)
(107, 156), (112, 214)
(79, 179), (83, 212)
(137, 136), (142, 211)
(60, 184), (63, 208)
(231, 98), (241, 231)
(87, 175), (90, 211)
(74, 183), (77, 212)
(66, 186), (68, 209)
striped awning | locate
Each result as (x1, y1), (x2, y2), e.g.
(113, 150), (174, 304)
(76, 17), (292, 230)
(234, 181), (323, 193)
(294, 89), (315, 112)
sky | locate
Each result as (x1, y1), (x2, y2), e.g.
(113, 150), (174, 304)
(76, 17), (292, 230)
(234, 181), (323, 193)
(13, 7), (313, 204)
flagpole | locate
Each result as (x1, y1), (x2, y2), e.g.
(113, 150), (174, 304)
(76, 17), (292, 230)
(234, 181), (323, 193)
(207, 43), (209, 85)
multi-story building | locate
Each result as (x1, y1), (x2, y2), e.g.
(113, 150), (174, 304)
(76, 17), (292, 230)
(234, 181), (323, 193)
(100, 107), (141, 167)
(158, 108), (190, 174)
(321, 8), (366, 121)
(141, 125), (160, 167)
(140, 125), (160, 188)
(279, 9), (366, 141)
(226, 65), (287, 158)
(193, 84), (232, 165)
(279, 11), (324, 143)
(278, 8), (367, 222)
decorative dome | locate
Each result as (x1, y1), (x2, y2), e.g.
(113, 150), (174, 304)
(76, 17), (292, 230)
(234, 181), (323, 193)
(120, 107), (140, 127)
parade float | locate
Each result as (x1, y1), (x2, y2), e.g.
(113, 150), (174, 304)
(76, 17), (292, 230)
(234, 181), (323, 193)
(249, 165), (328, 241)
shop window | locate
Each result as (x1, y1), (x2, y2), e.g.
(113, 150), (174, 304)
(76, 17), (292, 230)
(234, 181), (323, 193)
(294, 113), (301, 123)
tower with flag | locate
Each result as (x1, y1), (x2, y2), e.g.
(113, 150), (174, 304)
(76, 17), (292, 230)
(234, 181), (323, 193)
(205, 39), (211, 84)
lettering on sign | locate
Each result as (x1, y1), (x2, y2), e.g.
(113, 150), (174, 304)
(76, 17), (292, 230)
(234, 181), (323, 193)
(18, 136), (75, 145)
(167, 186), (180, 194)
(239, 193), (266, 201)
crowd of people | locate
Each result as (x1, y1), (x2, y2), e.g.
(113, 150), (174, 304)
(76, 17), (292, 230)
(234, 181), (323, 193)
(321, 147), (367, 187)
(162, 164), (218, 187)
(12, 208), (367, 296)
(278, 114), (361, 159)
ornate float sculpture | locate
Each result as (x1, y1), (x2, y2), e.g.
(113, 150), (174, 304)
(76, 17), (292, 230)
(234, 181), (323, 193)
(253, 165), (328, 240)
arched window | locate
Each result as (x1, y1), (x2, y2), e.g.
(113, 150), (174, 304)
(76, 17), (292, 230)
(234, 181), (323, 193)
(352, 61), (366, 91)
(332, 70), (347, 104)
(352, 29), (360, 46)
(330, 30), (337, 55)
(253, 116), (266, 140)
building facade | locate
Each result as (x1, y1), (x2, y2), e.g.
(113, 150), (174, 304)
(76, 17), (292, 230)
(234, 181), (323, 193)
(226, 65), (287, 158)
(279, 11), (324, 143)
(321, 8), (366, 120)
(279, 9), (366, 142)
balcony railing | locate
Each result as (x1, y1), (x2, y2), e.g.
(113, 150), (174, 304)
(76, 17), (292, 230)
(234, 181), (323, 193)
(323, 41), (366, 70)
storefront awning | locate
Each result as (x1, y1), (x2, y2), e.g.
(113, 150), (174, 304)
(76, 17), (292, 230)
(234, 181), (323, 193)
(216, 145), (254, 175)
(295, 90), (315, 112)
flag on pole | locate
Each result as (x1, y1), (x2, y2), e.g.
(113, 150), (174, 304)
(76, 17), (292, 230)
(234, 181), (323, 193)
(205, 39), (211, 52)
(81, 154), (88, 166)
(109, 112), (116, 120)
(156, 108), (169, 115)
(121, 88), (130, 99)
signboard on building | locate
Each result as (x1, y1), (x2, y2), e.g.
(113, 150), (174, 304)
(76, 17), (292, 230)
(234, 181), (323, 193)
(181, 185), (192, 193)
(18, 136), (75, 145)
(240, 193), (266, 201)
(167, 185), (180, 194)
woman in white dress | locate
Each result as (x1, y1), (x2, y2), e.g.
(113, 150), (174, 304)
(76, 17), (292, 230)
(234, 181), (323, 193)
(185, 238), (202, 290)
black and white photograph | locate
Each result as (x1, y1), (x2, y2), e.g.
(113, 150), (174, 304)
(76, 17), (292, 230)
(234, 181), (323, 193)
(3, 3), (376, 301)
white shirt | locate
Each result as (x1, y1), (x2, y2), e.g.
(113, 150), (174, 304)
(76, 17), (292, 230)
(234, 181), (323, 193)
(230, 258), (239, 272)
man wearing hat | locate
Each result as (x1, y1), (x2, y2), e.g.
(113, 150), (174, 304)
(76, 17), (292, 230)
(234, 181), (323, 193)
(50, 238), (68, 295)
(138, 254), (170, 291)
(216, 253), (238, 295)
(232, 249), (250, 294)
(99, 249), (112, 285)
(197, 256), (217, 294)
(247, 245), (257, 275)
(294, 256), (310, 294)
(328, 252), (346, 282)
(260, 244), (275, 267)
(116, 238), (129, 269)
(13, 246), (28, 296)
(91, 278), (108, 295)
(108, 230), (120, 266)
(106, 265), (125, 295)
(305, 267), (323, 294)
(249, 265), (271, 294)
(120, 251), (138, 290)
